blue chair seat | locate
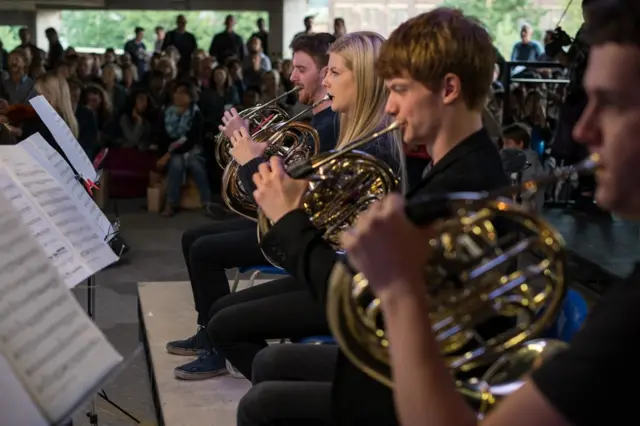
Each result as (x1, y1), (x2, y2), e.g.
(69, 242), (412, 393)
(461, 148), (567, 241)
(238, 265), (285, 275)
(547, 288), (588, 343)
(294, 335), (336, 345)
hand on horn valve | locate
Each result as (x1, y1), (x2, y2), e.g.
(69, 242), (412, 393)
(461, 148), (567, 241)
(229, 127), (267, 165)
(253, 156), (308, 224)
(340, 193), (435, 299)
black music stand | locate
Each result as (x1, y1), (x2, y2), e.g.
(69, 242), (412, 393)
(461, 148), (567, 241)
(73, 170), (140, 426)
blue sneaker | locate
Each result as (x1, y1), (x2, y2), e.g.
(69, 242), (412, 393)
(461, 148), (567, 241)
(166, 326), (209, 356)
(174, 349), (229, 380)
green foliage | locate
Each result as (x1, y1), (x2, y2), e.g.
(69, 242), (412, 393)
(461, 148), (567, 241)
(442, 0), (544, 59)
(0, 26), (22, 51)
(60, 10), (268, 52)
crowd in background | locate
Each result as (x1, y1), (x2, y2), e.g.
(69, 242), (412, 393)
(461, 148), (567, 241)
(0, 11), (584, 216)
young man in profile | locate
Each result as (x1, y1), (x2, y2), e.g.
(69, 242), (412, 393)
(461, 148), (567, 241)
(343, 1), (640, 425)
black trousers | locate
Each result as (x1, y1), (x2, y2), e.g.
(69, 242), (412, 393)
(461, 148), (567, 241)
(181, 217), (267, 325)
(207, 276), (330, 379)
(237, 344), (337, 426)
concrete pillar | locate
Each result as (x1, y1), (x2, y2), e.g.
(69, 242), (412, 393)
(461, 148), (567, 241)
(35, 10), (61, 50)
(281, 0), (308, 58)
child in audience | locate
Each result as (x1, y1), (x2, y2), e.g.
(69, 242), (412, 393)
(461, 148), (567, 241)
(502, 122), (545, 212)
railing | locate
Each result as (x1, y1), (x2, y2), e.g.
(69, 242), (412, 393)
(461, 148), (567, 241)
(501, 60), (567, 125)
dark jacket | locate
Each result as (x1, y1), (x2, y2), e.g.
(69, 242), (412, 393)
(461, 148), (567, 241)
(236, 107), (339, 202)
(155, 105), (204, 156)
(330, 128), (509, 425)
(260, 130), (401, 302)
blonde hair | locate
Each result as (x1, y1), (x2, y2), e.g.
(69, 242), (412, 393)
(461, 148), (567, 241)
(328, 31), (407, 190)
(35, 72), (79, 139)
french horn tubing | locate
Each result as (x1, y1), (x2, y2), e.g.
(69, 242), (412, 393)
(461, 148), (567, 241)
(213, 87), (300, 169)
(221, 95), (330, 221)
(326, 152), (599, 415)
(257, 120), (402, 267)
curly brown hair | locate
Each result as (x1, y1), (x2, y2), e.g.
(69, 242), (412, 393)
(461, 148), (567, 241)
(289, 33), (335, 68)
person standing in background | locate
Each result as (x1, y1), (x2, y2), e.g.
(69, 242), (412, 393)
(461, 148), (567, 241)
(251, 18), (269, 57)
(154, 26), (165, 53)
(124, 27), (148, 78)
(334, 18), (347, 38)
(162, 15), (198, 77)
(292, 16), (314, 43)
(511, 23), (544, 61)
(209, 15), (246, 66)
(45, 28), (64, 71)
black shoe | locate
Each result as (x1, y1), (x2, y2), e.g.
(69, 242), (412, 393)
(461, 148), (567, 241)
(166, 326), (209, 356)
(174, 348), (228, 380)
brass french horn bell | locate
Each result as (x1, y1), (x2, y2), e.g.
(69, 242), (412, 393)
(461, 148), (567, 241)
(221, 94), (330, 220)
(214, 87), (300, 169)
(461, 338), (569, 417)
(256, 120), (402, 267)
(327, 153), (599, 412)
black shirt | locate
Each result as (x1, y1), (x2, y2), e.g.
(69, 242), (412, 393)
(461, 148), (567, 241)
(531, 263), (640, 426)
(310, 106), (338, 153)
(209, 31), (245, 64)
(161, 30), (198, 75)
(260, 126), (400, 304)
(332, 128), (509, 426)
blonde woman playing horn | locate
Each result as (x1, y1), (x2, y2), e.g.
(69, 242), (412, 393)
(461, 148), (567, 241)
(209, 32), (405, 425)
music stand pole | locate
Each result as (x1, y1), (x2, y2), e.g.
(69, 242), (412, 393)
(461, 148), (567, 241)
(86, 274), (99, 426)
(75, 170), (139, 425)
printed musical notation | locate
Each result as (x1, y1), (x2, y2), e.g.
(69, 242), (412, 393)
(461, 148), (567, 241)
(20, 135), (112, 240)
(0, 147), (118, 277)
(0, 192), (123, 423)
(0, 173), (87, 288)
(0, 146), (118, 288)
(29, 96), (97, 182)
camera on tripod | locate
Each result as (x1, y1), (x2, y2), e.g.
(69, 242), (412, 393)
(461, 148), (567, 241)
(545, 27), (573, 57)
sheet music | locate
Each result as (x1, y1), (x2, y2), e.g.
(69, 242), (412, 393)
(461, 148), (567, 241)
(0, 146), (118, 285)
(0, 193), (123, 423)
(0, 353), (49, 426)
(29, 96), (97, 182)
(19, 134), (113, 240)
(0, 173), (89, 288)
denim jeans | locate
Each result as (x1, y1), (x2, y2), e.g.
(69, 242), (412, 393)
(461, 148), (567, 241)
(167, 153), (211, 205)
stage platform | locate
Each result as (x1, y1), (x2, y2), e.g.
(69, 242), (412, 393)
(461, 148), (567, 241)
(138, 277), (278, 426)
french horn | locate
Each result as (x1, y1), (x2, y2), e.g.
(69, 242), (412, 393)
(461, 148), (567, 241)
(257, 121), (402, 267)
(221, 95), (330, 220)
(326, 153), (599, 414)
(213, 87), (299, 169)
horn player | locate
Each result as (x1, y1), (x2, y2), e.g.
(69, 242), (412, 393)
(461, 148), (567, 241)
(238, 8), (515, 426)
(194, 31), (408, 424)
(167, 33), (339, 379)
(324, 3), (640, 426)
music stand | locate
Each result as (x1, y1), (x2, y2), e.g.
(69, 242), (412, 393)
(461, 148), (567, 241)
(74, 169), (140, 426)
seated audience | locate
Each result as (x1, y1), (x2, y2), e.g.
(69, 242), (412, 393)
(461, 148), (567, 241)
(68, 78), (100, 160)
(0, 50), (38, 105)
(114, 89), (155, 150)
(155, 80), (212, 216)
